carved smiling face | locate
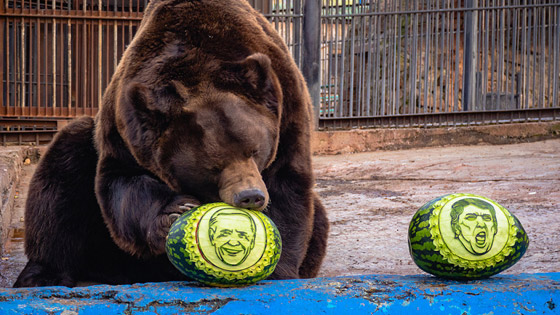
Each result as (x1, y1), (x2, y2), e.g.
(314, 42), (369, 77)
(208, 210), (256, 266)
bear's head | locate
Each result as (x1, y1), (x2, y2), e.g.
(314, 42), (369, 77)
(115, 53), (282, 211)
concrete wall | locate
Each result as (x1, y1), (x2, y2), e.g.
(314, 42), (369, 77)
(312, 122), (560, 155)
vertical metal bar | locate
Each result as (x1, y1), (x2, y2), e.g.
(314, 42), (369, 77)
(43, 20), (48, 114)
(0, 9), (4, 113)
(433, 1), (440, 113)
(302, 0), (320, 128)
(497, 0), (505, 108)
(422, 6), (430, 113)
(293, 0), (301, 67)
(546, 4), (552, 108)
(395, 10), (403, 115)
(68, 19), (72, 112)
(373, 12), (381, 115)
(503, 3), (511, 109)
(462, 0), (477, 111)
(381, 1), (389, 116)
(453, 4), (461, 111)
(511, 4), (518, 108)
(332, 13), (339, 117)
(553, 3), (560, 107)
(531, 3), (537, 109)
(392, 9), (399, 115)
(365, 13), (373, 116)
(52, 17), (56, 110)
(489, 0), (496, 110)
(481, 0), (488, 110)
(400, 9), (408, 114)
(58, 21), (63, 115)
(348, 3), (356, 116)
(82, 18), (86, 114)
(521, 3), (527, 108)
(437, 3), (445, 113)
(36, 17), (41, 113)
(21, 17), (25, 109)
(410, 0), (418, 114)
(539, 5), (545, 109)
(338, 3), (346, 117)
(358, 15), (365, 116)
(98, 13), (102, 110)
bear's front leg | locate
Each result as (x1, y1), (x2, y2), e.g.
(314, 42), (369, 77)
(95, 156), (200, 257)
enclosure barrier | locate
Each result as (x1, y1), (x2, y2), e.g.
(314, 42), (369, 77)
(0, 273), (558, 314)
(1, 0), (560, 137)
(318, 0), (560, 129)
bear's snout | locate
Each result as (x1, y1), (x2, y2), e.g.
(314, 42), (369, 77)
(234, 188), (267, 209)
(219, 159), (269, 211)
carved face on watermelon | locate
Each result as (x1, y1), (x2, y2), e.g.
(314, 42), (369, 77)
(209, 209), (257, 266)
(450, 198), (498, 255)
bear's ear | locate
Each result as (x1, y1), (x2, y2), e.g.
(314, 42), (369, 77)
(120, 80), (188, 115)
(117, 81), (175, 135)
(120, 81), (164, 113)
(215, 53), (281, 115)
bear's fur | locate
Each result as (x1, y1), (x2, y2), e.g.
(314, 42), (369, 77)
(14, 0), (329, 287)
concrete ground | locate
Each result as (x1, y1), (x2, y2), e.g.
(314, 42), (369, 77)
(0, 136), (558, 287)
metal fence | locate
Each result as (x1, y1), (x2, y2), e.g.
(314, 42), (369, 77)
(1, 0), (560, 131)
(1, 0), (144, 117)
(0, 0), (304, 119)
(318, 0), (560, 129)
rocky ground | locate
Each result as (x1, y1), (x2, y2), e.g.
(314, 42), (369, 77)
(0, 139), (558, 286)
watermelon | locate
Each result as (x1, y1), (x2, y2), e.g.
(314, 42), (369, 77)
(166, 202), (282, 287)
(408, 193), (529, 280)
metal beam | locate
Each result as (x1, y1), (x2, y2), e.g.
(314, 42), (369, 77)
(318, 107), (560, 130)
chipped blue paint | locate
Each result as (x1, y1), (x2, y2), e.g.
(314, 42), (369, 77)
(0, 273), (558, 314)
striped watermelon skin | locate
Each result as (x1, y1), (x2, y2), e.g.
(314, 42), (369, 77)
(166, 203), (282, 287)
(408, 194), (529, 280)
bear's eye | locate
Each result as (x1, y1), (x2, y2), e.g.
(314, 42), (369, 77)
(246, 149), (258, 158)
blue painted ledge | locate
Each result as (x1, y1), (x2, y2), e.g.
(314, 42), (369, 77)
(0, 273), (558, 314)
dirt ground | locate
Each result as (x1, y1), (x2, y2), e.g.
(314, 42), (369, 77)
(1, 139), (559, 286)
(315, 139), (560, 278)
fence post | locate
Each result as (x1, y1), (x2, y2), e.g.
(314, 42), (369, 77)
(462, 0), (478, 111)
(0, 0), (4, 113)
(302, 0), (321, 129)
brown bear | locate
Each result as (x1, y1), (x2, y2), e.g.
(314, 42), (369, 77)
(13, 0), (329, 287)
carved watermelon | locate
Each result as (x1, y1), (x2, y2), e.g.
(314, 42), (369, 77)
(166, 202), (282, 287)
(408, 193), (529, 280)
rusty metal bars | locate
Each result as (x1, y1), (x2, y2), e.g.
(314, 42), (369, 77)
(0, 0), (143, 117)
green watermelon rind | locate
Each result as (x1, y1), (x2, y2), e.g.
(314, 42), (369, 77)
(408, 193), (529, 280)
(166, 203), (282, 287)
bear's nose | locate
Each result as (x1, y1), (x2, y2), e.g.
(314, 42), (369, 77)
(234, 189), (266, 210)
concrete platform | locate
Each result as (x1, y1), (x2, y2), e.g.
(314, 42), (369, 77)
(0, 273), (558, 314)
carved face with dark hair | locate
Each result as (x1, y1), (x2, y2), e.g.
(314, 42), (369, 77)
(450, 198), (498, 255)
(208, 209), (256, 266)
